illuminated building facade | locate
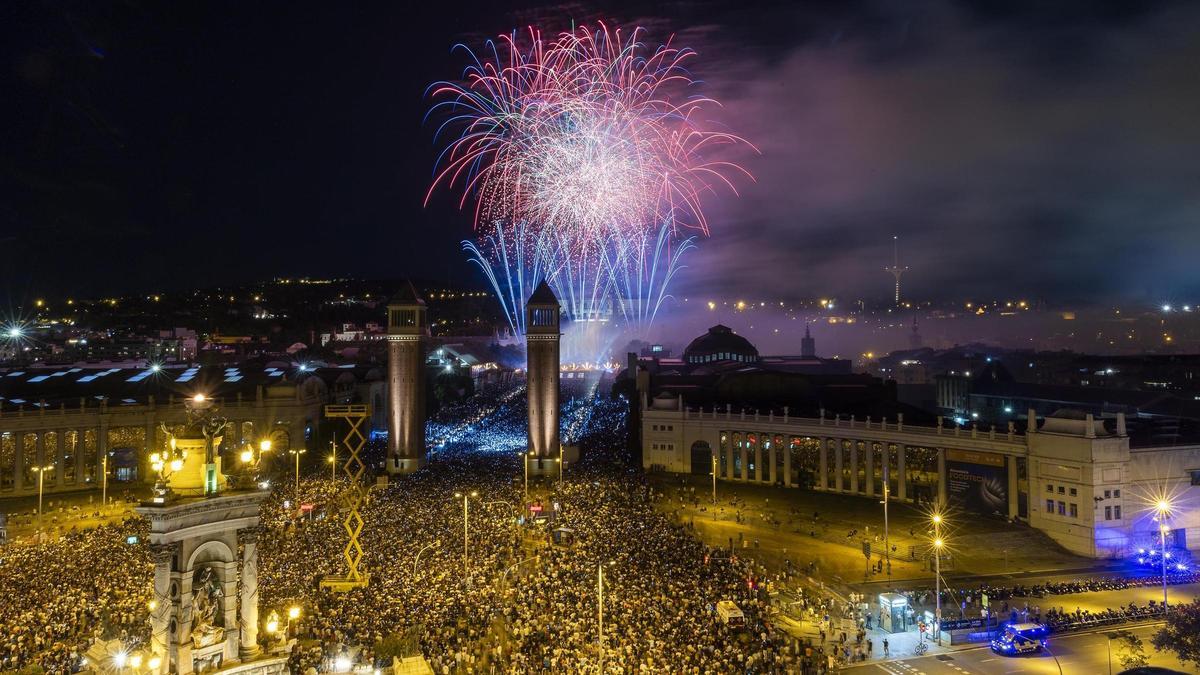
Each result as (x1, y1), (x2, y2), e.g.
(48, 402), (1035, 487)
(386, 282), (428, 474)
(0, 365), (355, 499)
(644, 397), (1200, 559)
(526, 281), (560, 474)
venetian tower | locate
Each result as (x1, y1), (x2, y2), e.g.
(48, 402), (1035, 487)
(526, 281), (560, 474)
(386, 281), (428, 474)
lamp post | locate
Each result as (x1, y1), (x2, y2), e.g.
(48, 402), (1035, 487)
(932, 512), (944, 646)
(880, 482), (891, 580)
(559, 444), (565, 488)
(287, 606), (301, 636)
(712, 454), (718, 503)
(1156, 498), (1172, 615)
(328, 439), (337, 481)
(32, 464), (53, 536)
(288, 448), (306, 496)
(598, 562), (607, 673)
(101, 451), (109, 509)
(454, 491), (478, 583)
(522, 450), (534, 501)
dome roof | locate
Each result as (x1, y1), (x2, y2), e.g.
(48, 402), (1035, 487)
(683, 325), (759, 364)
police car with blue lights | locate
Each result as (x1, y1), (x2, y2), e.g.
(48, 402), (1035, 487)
(990, 623), (1048, 655)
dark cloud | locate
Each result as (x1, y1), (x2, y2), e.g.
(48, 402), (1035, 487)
(666, 0), (1200, 304)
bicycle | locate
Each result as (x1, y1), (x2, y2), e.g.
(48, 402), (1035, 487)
(913, 641), (928, 656)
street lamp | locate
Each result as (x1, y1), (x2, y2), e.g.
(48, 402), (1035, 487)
(712, 453), (719, 503)
(454, 491), (478, 584)
(31, 464), (54, 534)
(328, 440), (337, 481)
(521, 450), (534, 500)
(101, 450), (109, 509)
(288, 448), (306, 495)
(558, 444), (566, 488)
(931, 512), (945, 646)
(880, 482), (891, 580)
(287, 605), (301, 636)
(598, 561), (613, 673)
(1156, 497), (1172, 614)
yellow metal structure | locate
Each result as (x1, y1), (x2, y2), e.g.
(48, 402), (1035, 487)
(320, 404), (371, 591)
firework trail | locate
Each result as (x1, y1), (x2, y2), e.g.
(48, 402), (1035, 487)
(427, 22), (753, 337)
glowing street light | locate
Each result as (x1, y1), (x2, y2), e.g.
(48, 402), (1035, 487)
(931, 512), (946, 646)
(521, 450), (535, 500)
(329, 440), (337, 481)
(1156, 498), (1173, 614)
(31, 464), (54, 536)
(288, 448), (306, 495)
(287, 605), (301, 636)
(453, 491), (478, 584)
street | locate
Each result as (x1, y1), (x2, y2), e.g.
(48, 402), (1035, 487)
(842, 624), (1193, 675)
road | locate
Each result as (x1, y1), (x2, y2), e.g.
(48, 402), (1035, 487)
(842, 624), (1194, 675)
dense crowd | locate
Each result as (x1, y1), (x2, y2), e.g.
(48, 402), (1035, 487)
(258, 392), (839, 673)
(0, 518), (151, 672)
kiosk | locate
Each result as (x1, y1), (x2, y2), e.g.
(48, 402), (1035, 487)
(878, 593), (909, 633)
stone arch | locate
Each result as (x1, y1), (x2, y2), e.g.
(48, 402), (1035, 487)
(187, 539), (236, 570)
(689, 440), (712, 476)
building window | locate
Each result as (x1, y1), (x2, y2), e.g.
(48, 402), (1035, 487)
(1104, 489), (1111, 498)
(1057, 501), (1066, 515)
(1046, 499), (1054, 513)
(1192, 471), (1200, 486)
(1114, 489), (1121, 498)
(1046, 483), (1053, 492)
(1069, 488), (1077, 497)
(1069, 503), (1078, 518)
(1114, 505), (1121, 519)
(1105, 506), (1112, 520)
(1057, 486), (1065, 494)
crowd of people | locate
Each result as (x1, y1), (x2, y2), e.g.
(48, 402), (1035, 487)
(255, 390), (843, 673)
(27, 378), (1176, 672)
(0, 518), (152, 672)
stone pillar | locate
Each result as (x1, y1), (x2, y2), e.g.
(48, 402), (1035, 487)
(177, 568), (195, 674)
(35, 432), (46, 484)
(783, 442), (792, 488)
(897, 444), (907, 501)
(881, 444), (889, 499)
(739, 440), (748, 482)
(149, 544), (175, 674)
(753, 439), (762, 482)
(98, 419), (110, 499)
(239, 529), (261, 658)
(1007, 455), (1019, 520)
(850, 441), (859, 493)
(818, 439), (828, 490)
(864, 442), (874, 496)
(834, 440), (844, 491)
(13, 433), (24, 492)
(767, 441), (777, 484)
(220, 560), (240, 661)
(54, 430), (65, 488)
(74, 430), (85, 486)
(525, 282), (560, 475)
(725, 437), (734, 480)
(937, 448), (947, 507)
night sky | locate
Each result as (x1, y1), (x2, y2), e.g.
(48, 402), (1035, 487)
(3, 1), (1198, 304)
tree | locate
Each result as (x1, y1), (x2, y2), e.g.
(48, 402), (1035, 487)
(1152, 597), (1200, 669)
(1113, 630), (1149, 670)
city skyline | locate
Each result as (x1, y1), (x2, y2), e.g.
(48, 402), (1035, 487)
(3, 1), (1199, 304)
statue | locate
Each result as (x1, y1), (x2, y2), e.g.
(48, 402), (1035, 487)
(191, 567), (226, 648)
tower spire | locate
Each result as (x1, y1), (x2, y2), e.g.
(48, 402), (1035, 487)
(884, 235), (908, 305)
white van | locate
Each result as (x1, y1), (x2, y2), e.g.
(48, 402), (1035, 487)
(716, 600), (745, 627)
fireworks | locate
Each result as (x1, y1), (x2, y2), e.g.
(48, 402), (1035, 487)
(427, 22), (753, 337)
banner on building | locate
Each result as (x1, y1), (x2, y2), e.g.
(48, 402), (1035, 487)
(945, 449), (1008, 515)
